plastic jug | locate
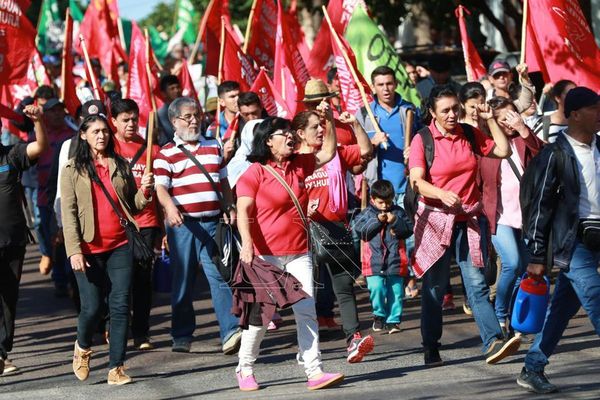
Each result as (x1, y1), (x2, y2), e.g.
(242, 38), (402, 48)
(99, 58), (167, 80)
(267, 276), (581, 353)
(153, 249), (172, 293)
(511, 274), (550, 334)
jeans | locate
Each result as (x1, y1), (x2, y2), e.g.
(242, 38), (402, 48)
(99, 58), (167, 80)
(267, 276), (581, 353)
(491, 224), (529, 323)
(366, 275), (404, 324)
(325, 259), (361, 342)
(237, 253), (323, 378)
(524, 242), (600, 372)
(37, 205), (54, 257)
(421, 221), (503, 352)
(0, 246), (25, 359)
(131, 227), (159, 340)
(75, 245), (132, 368)
(167, 217), (238, 344)
(38, 205), (70, 289)
(23, 186), (39, 230)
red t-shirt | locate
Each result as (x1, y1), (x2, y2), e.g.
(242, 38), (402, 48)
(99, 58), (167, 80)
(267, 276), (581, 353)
(236, 154), (316, 256)
(408, 120), (495, 207)
(81, 162), (128, 254)
(334, 119), (357, 146)
(114, 137), (161, 228)
(305, 145), (362, 223)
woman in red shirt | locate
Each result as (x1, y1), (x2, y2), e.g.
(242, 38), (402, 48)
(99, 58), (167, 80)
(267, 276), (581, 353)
(61, 115), (154, 385)
(408, 85), (517, 367)
(235, 113), (343, 391)
(294, 109), (375, 362)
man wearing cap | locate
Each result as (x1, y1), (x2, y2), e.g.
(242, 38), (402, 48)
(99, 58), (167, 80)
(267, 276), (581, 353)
(37, 99), (76, 295)
(0, 104), (48, 374)
(487, 60), (535, 113)
(516, 87), (600, 394)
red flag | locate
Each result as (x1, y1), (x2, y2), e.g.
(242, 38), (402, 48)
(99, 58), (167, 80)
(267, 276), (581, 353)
(525, 0), (600, 89)
(326, 17), (372, 115)
(0, 0), (38, 85)
(127, 22), (155, 134)
(178, 59), (199, 101)
(199, 0), (232, 76)
(61, 11), (81, 117)
(221, 114), (239, 142)
(0, 87), (27, 140)
(250, 68), (291, 118)
(78, 0), (126, 81)
(244, 0), (278, 70)
(273, 0), (309, 116)
(220, 23), (258, 91)
(306, 0), (366, 81)
(455, 6), (486, 82)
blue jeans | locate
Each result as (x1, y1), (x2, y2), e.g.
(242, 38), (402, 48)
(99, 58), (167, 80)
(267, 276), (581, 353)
(491, 224), (529, 322)
(167, 217), (239, 344)
(23, 186), (40, 230)
(37, 205), (54, 257)
(38, 205), (70, 288)
(75, 245), (132, 368)
(421, 221), (503, 352)
(366, 275), (404, 324)
(524, 242), (600, 372)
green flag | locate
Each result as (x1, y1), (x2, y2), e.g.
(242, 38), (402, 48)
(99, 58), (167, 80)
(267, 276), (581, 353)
(345, 6), (421, 107)
(121, 18), (133, 53)
(175, 0), (198, 45)
(37, 0), (62, 55)
(148, 26), (169, 63)
(69, 0), (84, 22)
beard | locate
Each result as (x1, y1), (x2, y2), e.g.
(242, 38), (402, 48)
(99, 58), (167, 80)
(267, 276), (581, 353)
(177, 129), (201, 142)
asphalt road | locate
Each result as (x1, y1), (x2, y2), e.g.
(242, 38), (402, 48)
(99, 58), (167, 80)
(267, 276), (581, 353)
(1, 245), (599, 399)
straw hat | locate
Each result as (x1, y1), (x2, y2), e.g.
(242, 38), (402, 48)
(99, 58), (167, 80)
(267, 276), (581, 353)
(302, 79), (338, 103)
(205, 97), (218, 113)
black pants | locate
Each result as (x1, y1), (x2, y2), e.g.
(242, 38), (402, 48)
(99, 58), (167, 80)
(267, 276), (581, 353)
(0, 246), (25, 359)
(131, 227), (159, 339)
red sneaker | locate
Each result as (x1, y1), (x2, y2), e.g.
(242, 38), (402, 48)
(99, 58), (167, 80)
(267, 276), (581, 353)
(346, 332), (375, 363)
(317, 316), (340, 331)
(442, 294), (455, 311)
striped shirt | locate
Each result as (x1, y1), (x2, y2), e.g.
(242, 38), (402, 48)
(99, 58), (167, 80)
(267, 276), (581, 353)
(154, 135), (226, 218)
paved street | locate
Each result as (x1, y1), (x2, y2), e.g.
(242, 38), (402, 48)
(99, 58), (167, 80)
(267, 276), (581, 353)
(1, 245), (599, 399)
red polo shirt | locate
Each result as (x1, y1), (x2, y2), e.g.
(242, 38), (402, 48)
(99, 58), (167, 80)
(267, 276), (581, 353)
(408, 120), (495, 207)
(236, 153), (316, 256)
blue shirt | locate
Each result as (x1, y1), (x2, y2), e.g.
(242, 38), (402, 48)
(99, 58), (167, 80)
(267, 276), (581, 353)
(367, 94), (419, 194)
(218, 111), (230, 135)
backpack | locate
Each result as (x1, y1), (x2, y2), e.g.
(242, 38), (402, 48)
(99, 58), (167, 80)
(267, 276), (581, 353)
(519, 144), (564, 233)
(403, 123), (477, 221)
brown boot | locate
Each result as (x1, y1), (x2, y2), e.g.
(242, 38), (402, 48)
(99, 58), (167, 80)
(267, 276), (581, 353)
(73, 341), (92, 381)
(107, 366), (132, 385)
(39, 255), (52, 275)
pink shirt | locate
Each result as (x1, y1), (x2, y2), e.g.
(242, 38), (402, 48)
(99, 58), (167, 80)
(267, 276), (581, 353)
(497, 141), (523, 228)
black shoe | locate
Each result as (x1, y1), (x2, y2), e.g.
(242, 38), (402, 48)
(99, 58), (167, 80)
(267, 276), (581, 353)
(485, 335), (521, 364)
(372, 317), (385, 332)
(423, 347), (443, 367)
(517, 367), (558, 394)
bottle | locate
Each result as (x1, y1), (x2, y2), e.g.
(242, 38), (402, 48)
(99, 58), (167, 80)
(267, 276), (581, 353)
(511, 274), (550, 334)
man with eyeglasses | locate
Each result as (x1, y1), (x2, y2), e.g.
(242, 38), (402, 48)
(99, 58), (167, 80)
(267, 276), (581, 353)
(154, 97), (242, 355)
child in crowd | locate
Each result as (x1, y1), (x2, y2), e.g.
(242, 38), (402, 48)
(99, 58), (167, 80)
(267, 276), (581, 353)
(353, 180), (413, 333)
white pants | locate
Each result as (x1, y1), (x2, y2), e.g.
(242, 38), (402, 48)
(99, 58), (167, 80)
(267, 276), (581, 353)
(236, 253), (323, 378)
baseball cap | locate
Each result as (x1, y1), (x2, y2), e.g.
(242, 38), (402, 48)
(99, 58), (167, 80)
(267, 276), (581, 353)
(488, 60), (511, 76)
(81, 100), (107, 118)
(42, 98), (64, 112)
(564, 86), (600, 118)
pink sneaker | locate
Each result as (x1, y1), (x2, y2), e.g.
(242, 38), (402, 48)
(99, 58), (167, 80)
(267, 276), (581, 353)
(236, 371), (259, 391)
(307, 372), (344, 390)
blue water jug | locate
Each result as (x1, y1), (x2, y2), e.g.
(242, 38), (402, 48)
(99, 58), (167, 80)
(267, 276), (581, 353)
(153, 249), (172, 293)
(511, 274), (550, 334)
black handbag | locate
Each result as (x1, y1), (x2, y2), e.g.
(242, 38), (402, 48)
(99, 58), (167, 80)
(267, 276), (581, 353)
(91, 169), (154, 265)
(580, 219), (600, 252)
(309, 220), (355, 266)
(177, 145), (240, 282)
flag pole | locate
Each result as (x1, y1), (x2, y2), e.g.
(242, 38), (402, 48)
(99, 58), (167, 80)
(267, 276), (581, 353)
(322, 6), (388, 150)
(189, 0), (216, 65)
(243, 0), (259, 53)
(60, 8), (72, 102)
(520, 0), (528, 64)
(144, 28), (158, 114)
(216, 17), (226, 140)
(146, 110), (155, 171)
(79, 34), (101, 100)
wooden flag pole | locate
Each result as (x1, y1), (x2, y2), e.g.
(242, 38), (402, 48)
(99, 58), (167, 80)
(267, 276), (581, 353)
(189, 0), (216, 65)
(144, 28), (158, 114)
(79, 34), (101, 100)
(146, 111), (155, 172)
(520, 0), (528, 64)
(215, 17), (227, 140)
(60, 9), (72, 102)
(243, 0), (259, 53)
(404, 109), (414, 163)
(322, 6), (388, 150)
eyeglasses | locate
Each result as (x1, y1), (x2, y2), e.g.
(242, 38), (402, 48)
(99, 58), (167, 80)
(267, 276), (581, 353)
(270, 129), (292, 138)
(176, 113), (201, 123)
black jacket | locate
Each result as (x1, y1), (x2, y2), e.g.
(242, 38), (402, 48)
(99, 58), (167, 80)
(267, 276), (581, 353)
(525, 132), (600, 268)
